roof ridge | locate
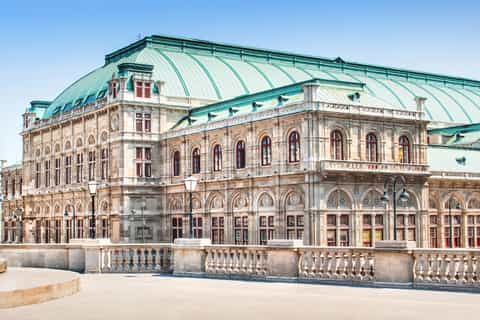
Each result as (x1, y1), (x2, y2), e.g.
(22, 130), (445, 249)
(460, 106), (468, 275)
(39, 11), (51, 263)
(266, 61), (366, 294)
(104, 34), (480, 89)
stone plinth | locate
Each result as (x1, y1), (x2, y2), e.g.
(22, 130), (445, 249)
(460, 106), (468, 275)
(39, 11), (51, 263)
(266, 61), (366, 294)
(374, 240), (416, 285)
(267, 239), (303, 278)
(0, 258), (6, 273)
(173, 238), (211, 275)
(0, 268), (80, 309)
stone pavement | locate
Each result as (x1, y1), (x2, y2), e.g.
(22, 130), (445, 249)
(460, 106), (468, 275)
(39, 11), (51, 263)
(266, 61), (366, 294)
(1, 274), (479, 320)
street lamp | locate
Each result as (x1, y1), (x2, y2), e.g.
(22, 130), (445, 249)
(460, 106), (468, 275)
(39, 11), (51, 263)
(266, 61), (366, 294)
(88, 181), (98, 239)
(184, 176), (198, 239)
(381, 176), (409, 241)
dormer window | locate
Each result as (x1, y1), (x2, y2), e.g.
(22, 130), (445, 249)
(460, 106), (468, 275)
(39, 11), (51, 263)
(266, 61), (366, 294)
(135, 81), (151, 98)
(110, 82), (119, 99)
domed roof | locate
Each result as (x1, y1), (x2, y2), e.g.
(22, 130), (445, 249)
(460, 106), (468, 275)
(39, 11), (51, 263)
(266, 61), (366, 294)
(44, 35), (480, 124)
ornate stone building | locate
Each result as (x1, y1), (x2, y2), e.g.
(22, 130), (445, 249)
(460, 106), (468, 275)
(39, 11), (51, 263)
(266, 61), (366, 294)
(2, 35), (480, 248)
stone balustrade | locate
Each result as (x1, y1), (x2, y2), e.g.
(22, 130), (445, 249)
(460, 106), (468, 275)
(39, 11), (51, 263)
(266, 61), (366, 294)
(298, 247), (375, 282)
(205, 245), (268, 277)
(413, 249), (480, 289)
(98, 244), (173, 273)
(1, 241), (480, 292)
(320, 160), (430, 175)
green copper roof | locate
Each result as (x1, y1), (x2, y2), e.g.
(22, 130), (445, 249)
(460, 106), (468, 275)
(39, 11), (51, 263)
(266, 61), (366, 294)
(43, 34), (480, 124)
(173, 79), (394, 129)
(428, 145), (480, 173)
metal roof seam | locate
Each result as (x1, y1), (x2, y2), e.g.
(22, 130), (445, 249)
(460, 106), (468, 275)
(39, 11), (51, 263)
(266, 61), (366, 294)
(368, 77), (407, 110)
(186, 53), (222, 100)
(388, 79), (434, 120)
(215, 56), (250, 94)
(448, 87), (480, 113)
(430, 84), (473, 123)
(243, 61), (274, 89)
(271, 63), (296, 84)
(412, 83), (454, 122)
(155, 49), (191, 97)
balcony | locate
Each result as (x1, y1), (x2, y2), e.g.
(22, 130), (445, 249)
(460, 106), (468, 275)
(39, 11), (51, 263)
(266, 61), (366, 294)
(320, 160), (430, 176)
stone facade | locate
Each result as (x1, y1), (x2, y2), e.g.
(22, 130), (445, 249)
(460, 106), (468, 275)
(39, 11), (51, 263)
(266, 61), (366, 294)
(2, 36), (480, 249)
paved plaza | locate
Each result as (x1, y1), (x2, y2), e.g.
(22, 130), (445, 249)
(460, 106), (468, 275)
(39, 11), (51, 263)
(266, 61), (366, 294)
(1, 274), (479, 320)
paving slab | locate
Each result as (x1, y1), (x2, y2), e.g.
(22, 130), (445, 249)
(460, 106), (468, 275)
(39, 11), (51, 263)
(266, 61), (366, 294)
(0, 273), (479, 319)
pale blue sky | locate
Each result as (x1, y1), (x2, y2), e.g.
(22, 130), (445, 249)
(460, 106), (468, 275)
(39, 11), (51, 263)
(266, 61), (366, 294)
(1, 0), (479, 165)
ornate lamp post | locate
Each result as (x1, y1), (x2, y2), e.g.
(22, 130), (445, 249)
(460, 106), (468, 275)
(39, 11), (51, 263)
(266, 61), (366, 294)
(88, 181), (98, 239)
(184, 176), (198, 239)
(380, 176), (409, 241)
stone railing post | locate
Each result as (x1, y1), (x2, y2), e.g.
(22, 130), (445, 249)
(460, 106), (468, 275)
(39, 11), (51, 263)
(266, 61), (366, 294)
(374, 240), (416, 285)
(173, 238), (211, 276)
(266, 239), (303, 278)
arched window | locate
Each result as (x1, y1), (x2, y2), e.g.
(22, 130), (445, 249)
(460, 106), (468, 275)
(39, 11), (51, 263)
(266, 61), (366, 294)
(330, 130), (344, 160)
(173, 151), (181, 176)
(261, 136), (272, 166)
(192, 148), (201, 174)
(366, 133), (378, 162)
(213, 144), (222, 171)
(399, 135), (411, 163)
(288, 131), (300, 163)
(236, 140), (246, 169)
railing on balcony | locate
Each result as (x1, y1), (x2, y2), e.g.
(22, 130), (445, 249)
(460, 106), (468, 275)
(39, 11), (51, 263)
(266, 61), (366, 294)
(298, 247), (375, 282)
(99, 244), (173, 273)
(205, 246), (268, 277)
(320, 160), (430, 175)
(413, 250), (480, 288)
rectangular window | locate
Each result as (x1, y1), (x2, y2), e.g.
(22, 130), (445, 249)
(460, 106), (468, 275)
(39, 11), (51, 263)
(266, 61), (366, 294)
(65, 156), (72, 184)
(11, 178), (15, 196)
(327, 230), (337, 246)
(363, 215), (372, 226)
(136, 147), (152, 178)
(88, 151), (96, 181)
(110, 82), (118, 99)
(144, 114), (151, 132)
(136, 113), (143, 132)
(45, 160), (50, 187)
(259, 215), (274, 245)
(35, 163), (41, 188)
(172, 217), (183, 241)
(76, 153), (83, 183)
(234, 216), (248, 245)
(193, 217), (203, 238)
(101, 219), (109, 238)
(211, 217), (225, 244)
(135, 82), (144, 98)
(101, 149), (108, 180)
(429, 227), (437, 248)
(55, 158), (61, 185)
(144, 83), (151, 98)
(327, 215), (337, 226)
(76, 219), (84, 238)
(362, 230), (372, 247)
(286, 215), (303, 240)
